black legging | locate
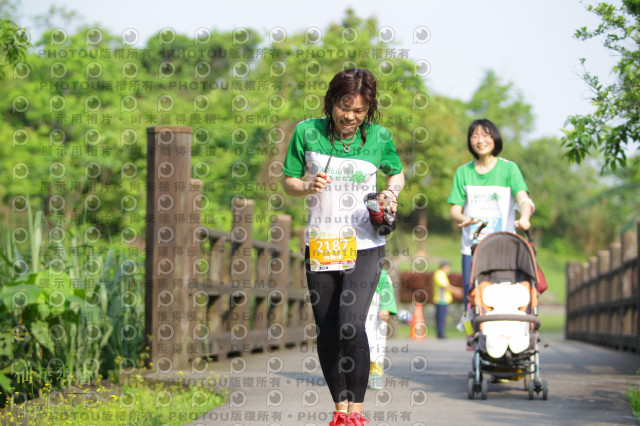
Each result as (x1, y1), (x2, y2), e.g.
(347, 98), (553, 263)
(305, 245), (384, 403)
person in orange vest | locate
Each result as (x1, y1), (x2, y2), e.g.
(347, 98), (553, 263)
(365, 268), (398, 390)
(432, 261), (455, 339)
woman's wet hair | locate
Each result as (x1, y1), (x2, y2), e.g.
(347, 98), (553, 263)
(323, 68), (380, 145)
(467, 119), (503, 159)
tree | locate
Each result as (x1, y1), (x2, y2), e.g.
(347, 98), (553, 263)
(467, 70), (534, 145)
(509, 137), (624, 253)
(562, 0), (640, 171)
(0, 10), (31, 79)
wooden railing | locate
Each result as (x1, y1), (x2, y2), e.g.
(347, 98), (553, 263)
(566, 222), (639, 352)
(145, 126), (312, 370)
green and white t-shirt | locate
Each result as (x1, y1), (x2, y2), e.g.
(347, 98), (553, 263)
(447, 157), (528, 255)
(282, 118), (403, 250)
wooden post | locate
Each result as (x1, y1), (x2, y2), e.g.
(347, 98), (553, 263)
(298, 227), (313, 334)
(188, 178), (206, 362)
(597, 250), (610, 337)
(582, 262), (591, 337)
(230, 198), (253, 354)
(145, 125), (193, 371)
(621, 231), (637, 298)
(205, 232), (228, 359)
(568, 262), (573, 337)
(636, 222), (640, 352)
(566, 261), (581, 338)
(621, 228), (637, 347)
(252, 246), (269, 351)
(610, 242), (622, 338)
(270, 215), (290, 348)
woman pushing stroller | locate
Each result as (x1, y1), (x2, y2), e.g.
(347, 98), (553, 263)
(447, 118), (534, 311)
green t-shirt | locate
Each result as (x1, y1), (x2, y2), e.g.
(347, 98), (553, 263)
(447, 157), (528, 255)
(371, 269), (398, 314)
(282, 118), (403, 249)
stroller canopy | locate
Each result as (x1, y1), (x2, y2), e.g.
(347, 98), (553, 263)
(472, 232), (538, 285)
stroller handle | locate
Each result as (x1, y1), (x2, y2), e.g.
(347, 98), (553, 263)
(472, 221), (488, 241)
(473, 314), (541, 333)
(524, 229), (534, 244)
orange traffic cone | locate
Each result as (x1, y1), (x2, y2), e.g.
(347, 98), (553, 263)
(410, 303), (426, 340)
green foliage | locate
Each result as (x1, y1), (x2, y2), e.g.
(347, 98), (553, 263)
(562, 1), (640, 171)
(0, 7), (632, 326)
(628, 375), (640, 420)
(508, 136), (626, 253)
(467, 70), (534, 144)
(1, 5), (620, 255)
(0, 9), (471, 244)
(0, 15), (31, 79)
(0, 206), (144, 407)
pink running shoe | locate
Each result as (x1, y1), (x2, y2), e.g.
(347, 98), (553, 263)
(346, 412), (370, 425)
(329, 411), (347, 426)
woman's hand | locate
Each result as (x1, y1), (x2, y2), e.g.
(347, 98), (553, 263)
(379, 190), (397, 212)
(310, 172), (332, 193)
(458, 217), (481, 228)
(450, 204), (480, 228)
(284, 173), (332, 196)
(384, 173), (404, 213)
(515, 191), (533, 231)
(379, 309), (390, 322)
(515, 217), (531, 231)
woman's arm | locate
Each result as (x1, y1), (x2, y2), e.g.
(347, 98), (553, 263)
(449, 204), (480, 228)
(386, 172), (405, 195)
(515, 190), (532, 230)
(382, 172), (405, 212)
(283, 173), (332, 197)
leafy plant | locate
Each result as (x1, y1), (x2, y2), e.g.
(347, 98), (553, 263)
(0, 205), (145, 407)
(628, 380), (640, 420)
(562, 0), (640, 171)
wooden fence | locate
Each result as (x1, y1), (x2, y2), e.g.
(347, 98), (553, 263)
(145, 126), (312, 370)
(566, 222), (639, 352)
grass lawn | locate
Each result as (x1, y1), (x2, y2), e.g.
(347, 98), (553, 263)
(627, 383), (640, 421)
(0, 374), (226, 425)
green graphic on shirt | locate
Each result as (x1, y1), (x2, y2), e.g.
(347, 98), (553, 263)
(349, 170), (366, 183)
(491, 192), (500, 201)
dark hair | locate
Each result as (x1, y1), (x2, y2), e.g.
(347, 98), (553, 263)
(439, 260), (450, 268)
(467, 119), (503, 159)
(323, 68), (380, 146)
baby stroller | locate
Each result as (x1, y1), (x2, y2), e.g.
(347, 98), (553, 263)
(466, 224), (548, 400)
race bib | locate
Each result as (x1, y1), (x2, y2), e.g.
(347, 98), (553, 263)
(309, 226), (357, 271)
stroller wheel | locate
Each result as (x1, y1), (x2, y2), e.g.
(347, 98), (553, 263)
(524, 373), (531, 391)
(542, 379), (548, 400)
(467, 378), (475, 400)
(468, 371), (474, 380)
(481, 378), (489, 400)
(528, 379), (534, 400)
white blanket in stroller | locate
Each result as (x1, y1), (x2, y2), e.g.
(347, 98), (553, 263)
(481, 283), (531, 359)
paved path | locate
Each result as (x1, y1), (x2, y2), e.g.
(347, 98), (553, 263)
(180, 333), (639, 426)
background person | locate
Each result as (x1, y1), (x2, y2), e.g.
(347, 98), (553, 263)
(448, 118), (533, 312)
(282, 68), (405, 426)
(432, 261), (455, 339)
(365, 268), (398, 390)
